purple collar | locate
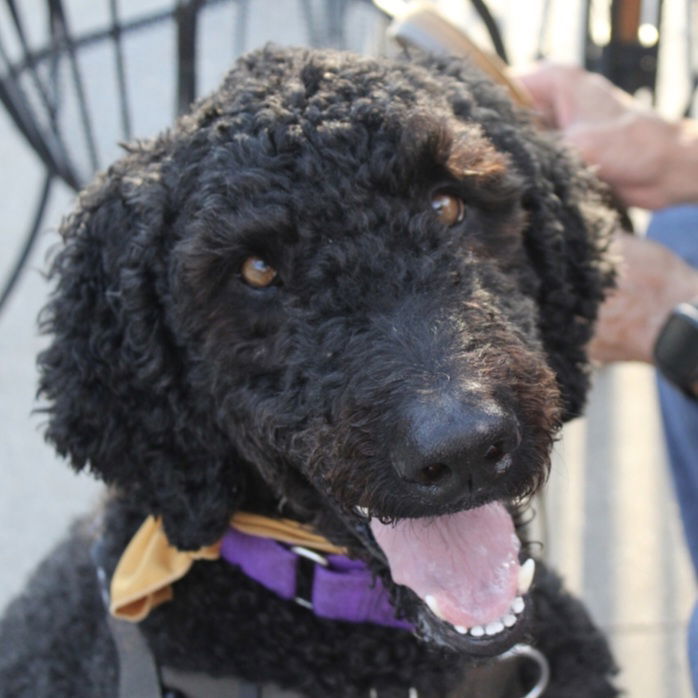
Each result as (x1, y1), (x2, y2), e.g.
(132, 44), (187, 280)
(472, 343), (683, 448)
(220, 526), (412, 630)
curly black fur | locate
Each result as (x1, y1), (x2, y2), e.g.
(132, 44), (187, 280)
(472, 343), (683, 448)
(1, 46), (618, 697)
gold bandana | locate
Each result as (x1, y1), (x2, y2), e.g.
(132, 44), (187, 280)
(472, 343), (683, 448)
(110, 512), (346, 622)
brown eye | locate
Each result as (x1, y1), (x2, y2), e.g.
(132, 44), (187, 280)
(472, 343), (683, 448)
(431, 192), (466, 226)
(241, 256), (278, 288)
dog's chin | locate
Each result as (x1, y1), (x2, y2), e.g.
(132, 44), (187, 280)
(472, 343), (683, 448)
(355, 499), (536, 658)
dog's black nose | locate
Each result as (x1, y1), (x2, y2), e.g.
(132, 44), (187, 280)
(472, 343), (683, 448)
(392, 396), (519, 502)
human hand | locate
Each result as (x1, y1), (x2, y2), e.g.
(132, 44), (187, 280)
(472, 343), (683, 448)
(587, 234), (698, 363)
(515, 63), (698, 210)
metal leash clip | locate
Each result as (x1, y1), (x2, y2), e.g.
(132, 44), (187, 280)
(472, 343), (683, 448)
(290, 545), (330, 567)
(496, 643), (550, 698)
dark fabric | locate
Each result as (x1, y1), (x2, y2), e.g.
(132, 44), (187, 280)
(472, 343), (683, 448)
(107, 614), (162, 698)
(646, 204), (698, 695)
(162, 666), (286, 697)
(161, 661), (528, 698)
(449, 661), (522, 698)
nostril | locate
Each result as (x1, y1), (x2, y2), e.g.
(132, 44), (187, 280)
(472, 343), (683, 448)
(414, 461), (452, 486)
(484, 442), (505, 463)
(484, 438), (518, 478)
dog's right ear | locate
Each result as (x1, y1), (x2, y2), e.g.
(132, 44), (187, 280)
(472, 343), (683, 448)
(38, 147), (246, 550)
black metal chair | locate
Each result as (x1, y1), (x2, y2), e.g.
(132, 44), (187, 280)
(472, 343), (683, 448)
(0, 0), (390, 311)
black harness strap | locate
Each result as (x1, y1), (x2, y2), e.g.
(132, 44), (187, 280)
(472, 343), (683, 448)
(103, 610), (541, 698)
(160, 659), (535, 698)
(452, 659), (522, 697)
(162, 666), (300, 697)
(92, 545), (163, 698)
(107, 614), (164, 698)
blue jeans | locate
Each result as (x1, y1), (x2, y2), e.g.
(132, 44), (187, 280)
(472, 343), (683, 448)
(646, 205), (698, 693)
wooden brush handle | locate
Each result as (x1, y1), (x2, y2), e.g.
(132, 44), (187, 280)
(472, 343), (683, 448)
(387, 3), (534, 111)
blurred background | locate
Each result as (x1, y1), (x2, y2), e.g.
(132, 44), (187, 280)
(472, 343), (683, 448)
(0, 0), (695, 694)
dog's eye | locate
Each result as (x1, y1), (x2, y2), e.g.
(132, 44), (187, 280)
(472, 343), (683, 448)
(241, 256), (278, 288)
(431, 192), (465, 226)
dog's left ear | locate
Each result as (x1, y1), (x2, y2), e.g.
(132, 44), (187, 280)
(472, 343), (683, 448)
(511, 130), (616, 421)
(38, 145), (246, 550)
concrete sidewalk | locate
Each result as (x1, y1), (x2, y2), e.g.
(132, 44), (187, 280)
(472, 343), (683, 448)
(547, 365), (694, 696)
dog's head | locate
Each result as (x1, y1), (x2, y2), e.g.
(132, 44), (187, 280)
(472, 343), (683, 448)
(39, 47), (614, 655)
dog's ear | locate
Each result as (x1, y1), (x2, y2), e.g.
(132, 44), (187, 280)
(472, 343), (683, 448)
(512, 131), (616, 421)
(38, 147), (244, 549)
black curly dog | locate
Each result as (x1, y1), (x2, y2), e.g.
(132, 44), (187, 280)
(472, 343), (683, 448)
(0, 46), (619, 697)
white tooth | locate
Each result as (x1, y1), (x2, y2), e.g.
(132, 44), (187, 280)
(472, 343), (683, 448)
(502, 614), (517, 628)
(354, 506), (370, 518)
(454, 625), (468, 635)
(517, 558), (535, 595)
(485, 621), (505, 636)
(425, 595), (445, 620)
(512, 596), (525, 614)
(469, 625), (485, 637)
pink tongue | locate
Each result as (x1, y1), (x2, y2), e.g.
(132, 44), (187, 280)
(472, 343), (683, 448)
(370, 502), (520, 628)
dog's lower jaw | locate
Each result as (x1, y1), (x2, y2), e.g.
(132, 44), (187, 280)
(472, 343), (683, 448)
(414, 592), (533, 656)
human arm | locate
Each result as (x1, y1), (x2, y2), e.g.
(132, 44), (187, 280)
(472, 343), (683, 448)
(587, 233), (698, 363)
(514, 63), (698, 365)
(516, 63), (698, 210)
